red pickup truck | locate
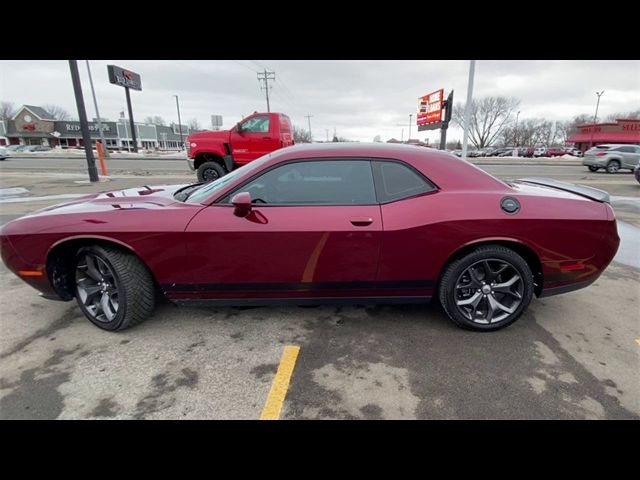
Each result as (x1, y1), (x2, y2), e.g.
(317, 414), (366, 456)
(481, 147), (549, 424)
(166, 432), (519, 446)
(186, 112), (294, 181)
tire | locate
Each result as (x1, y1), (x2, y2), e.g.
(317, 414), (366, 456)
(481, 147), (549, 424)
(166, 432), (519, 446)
(438, 245), (534, 331)
(606, 160), (620, 174)
(197, 161), (226, 183)
(588, 166), (599, 172)
(74, 245), (155, 331)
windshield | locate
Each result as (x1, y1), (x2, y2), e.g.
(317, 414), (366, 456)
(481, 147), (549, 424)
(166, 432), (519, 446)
(184, 153), (274, 204)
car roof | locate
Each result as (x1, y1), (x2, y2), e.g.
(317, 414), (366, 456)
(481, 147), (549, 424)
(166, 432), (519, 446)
(259, 142), (508, 192)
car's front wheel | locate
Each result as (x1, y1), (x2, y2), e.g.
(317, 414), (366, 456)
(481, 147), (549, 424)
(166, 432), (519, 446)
(74, 245), (155, 331)
(438, 245), (534, 331)
(588, 166), (599, 172)
(197, 161), (226, 182)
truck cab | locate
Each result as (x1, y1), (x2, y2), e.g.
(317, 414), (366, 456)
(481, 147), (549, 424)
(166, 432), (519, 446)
(186, 112), (294, 182)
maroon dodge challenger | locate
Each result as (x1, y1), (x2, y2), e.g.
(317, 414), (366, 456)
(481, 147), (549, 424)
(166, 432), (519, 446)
(0, 143), (620, 332)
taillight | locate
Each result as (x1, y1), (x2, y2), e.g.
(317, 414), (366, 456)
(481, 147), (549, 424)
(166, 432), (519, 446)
(596, 152), (607, 156)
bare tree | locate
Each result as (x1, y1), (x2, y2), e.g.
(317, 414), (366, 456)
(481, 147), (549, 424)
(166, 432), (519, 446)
(373, 135), (382, 142)
(188, 118), (201, 131)
(144, 116), (154, 125)
(293, 125), (312, 143)
(43, 104), (71, 120)
(153, 115), (166, 126)
(605, 109), (640, 121)
(453, 96), (520, 149)
(0, 101), (16, 120)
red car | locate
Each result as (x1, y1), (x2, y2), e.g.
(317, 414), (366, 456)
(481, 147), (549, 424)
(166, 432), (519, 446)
(0, 144), (619, 332)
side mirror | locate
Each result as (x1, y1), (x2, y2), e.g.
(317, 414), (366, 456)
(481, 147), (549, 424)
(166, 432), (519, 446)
(231, 192), (252, 217)
(236, 122), (243, 134)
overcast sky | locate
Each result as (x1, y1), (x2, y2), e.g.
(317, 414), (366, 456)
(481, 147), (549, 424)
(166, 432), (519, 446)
(1, 60), (639, 143)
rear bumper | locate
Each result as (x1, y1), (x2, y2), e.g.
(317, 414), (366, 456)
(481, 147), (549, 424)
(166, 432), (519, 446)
(539, 276), (598, 298)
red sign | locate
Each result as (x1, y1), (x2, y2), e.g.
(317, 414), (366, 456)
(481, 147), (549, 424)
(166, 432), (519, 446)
(622, 123), (640, 131)
(417, 89), (444, 126)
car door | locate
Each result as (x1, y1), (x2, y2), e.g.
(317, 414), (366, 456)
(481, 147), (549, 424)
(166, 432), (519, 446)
(229, 115), (277, 164)
(182, 159), (382, 300)
(619, 146), (640, 168)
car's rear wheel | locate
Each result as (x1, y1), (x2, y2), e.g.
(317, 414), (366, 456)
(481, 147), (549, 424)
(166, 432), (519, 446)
(606, 160), (620, 174)
(197, 161), (226, 183)
(588, 166), (599, 172)
(438, 246), (534, 331)
(74, 245), (155, 331)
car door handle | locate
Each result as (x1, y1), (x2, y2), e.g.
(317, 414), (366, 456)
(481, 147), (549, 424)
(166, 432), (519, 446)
(350, 216), (373, 226)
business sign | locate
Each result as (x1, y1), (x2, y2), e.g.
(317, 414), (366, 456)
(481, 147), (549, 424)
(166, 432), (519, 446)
(211, 115), (223, 129)
(417, 89), (444, 126)
(62, 122), (113, 133)
(107, 65), (142, 91)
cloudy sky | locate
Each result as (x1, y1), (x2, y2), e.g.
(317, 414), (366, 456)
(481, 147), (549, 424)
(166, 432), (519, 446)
(1, 60), (639, 143)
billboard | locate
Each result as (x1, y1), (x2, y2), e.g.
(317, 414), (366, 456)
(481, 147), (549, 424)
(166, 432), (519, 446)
(107, 65), (142, 91)
(211, 115), (223, 129)
(417, 89), (444, 126)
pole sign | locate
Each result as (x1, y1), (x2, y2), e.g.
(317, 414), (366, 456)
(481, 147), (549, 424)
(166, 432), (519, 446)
(107, 65), (142, 91)
(417, 88), (444, 131)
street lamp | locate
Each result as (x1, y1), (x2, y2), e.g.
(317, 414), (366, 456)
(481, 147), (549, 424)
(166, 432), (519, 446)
(408, 113), (413, 142)
(173, 95), (183, 150)
(590, 91), (604, 148)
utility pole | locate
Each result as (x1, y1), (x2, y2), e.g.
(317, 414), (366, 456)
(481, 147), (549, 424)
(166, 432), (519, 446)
(305, 114), (313, 142)
(257, 69), (276, 112)
(68, 60), (99, 182)
(174, 95), (183, 149)
(590, 90), (604, 148)
(85, 60), (109, 157)
(461, 60), (476, 159)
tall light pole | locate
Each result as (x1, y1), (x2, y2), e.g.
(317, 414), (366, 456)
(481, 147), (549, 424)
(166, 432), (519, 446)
(408, 113), (413, 142)
(590, 90), (604, 148)
(461, 60), (476, 159)
(305, 114), (313, 142)
(173, 95), (183, 149)
(85, 60), (109, 157)
(514, 110), (520, 147)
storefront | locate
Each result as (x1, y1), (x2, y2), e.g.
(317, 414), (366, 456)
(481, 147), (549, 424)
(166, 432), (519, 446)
(4, 105), (195, 151)
(568, 118), (640, 152)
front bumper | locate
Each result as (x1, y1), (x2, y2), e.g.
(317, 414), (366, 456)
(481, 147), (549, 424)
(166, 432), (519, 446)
(187, 158), (195, 171)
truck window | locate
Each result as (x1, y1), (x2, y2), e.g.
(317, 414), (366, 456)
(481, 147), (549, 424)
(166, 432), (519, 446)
(240, 116), (270, 133)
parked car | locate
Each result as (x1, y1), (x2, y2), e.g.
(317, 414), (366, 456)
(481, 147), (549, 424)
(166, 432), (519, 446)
(6, 145), (27, 152)
(519, 147), (535, 158)
(29, 145), (52, 152)
(0, 147), (9, 161)
(452, 150), (463, 157)
(533, 147), (547, 157)
(635, 163), (640, 184)
(582, 144), (640, 173)
(186, 111), (295, 182)
(566, 148), (583, 157)
(545, 148), (567, 157)
(0, 143), (620, 333)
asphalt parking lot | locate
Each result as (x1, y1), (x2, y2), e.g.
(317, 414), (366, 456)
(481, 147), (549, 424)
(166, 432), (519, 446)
(1, 158), (638, 419)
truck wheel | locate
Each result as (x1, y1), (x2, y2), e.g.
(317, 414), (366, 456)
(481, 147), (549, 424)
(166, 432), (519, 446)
(197, 161), (226, 182)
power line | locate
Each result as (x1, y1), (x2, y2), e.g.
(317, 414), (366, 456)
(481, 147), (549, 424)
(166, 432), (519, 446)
(257, 69), (276, 113)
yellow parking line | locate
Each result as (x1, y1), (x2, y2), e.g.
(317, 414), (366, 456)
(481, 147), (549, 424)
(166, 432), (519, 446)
(260, 345), (300, 420)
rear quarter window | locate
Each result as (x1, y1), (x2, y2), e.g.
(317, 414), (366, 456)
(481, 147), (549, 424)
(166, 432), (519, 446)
(372, 160), (437, 203)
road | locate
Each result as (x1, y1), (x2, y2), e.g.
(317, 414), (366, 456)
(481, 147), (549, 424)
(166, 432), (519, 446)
(0, 157), (638, 419)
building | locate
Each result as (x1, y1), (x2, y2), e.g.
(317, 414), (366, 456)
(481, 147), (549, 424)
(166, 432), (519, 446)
(567, 118), (640, 151)
(0, 105), (196, 150)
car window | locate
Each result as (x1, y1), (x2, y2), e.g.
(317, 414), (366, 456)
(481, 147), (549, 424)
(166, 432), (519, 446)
(227, 160), (376, 205)
(615, 146), (634, 153)
(240, 116), (270, 133)
(372, 160), (437, 202)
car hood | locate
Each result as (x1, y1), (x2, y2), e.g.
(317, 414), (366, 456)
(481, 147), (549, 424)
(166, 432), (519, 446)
(23, 184), (190, 218)
(188, 130), (230, 142)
